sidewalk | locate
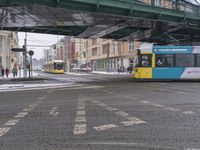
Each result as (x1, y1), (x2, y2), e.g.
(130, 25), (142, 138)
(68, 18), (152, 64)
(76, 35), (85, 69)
(0, 70), (41, 84)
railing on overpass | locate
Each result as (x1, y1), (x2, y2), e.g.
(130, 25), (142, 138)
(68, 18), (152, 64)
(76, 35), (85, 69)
(118, 0), (200, 16)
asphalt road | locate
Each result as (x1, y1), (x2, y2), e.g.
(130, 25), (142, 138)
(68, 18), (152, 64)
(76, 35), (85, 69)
(0, 73), (200, 150)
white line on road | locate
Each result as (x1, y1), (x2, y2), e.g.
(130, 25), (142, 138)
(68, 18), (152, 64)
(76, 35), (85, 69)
(0, 128), (10, 137)
(93, 124), (118, 131)
(76, 111), (86, 116)
(77, 105), (85, 110)
(49, 107), (59, 117)
(164, 107), (179, 112)
(74, 96), (87, 135)
(75, 116), (86, 122)
(73, 124), (87, 135)
(104, 106), (118, 111)
(4, 119), (20, 126)
(14, 112), (28, 118)
(90, 101), (146, 128)
(115, 111), (129, 118)
(182, 111), (195, 115)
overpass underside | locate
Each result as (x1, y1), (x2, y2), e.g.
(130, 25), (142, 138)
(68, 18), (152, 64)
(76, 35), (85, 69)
(0, 0), (200, 44)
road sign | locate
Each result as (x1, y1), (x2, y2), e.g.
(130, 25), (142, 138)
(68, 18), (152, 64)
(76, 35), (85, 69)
(11, 48), (25, 52)
(29, 50), (34, 56)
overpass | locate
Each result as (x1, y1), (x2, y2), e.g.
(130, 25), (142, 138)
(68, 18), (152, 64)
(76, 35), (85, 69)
(0, 0), (200, 44)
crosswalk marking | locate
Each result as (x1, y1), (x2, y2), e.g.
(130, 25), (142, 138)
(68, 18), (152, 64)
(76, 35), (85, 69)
(94, 124), (118, 131)
(14, 112), (28, 118)
(90, 100), (146, 130)
(76, 111), (85, 116)
(74, 124), (87, 135)
(75, 116), (86, 122)
(4, 119), (20, 126)
(0, 128), (10, 137)
(74, 95), (87, 135)
(49, 107), (59, 117)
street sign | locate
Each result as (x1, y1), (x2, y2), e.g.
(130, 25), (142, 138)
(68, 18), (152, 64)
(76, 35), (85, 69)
(29, 50), (34, 56)
(11, 48), (25, 52)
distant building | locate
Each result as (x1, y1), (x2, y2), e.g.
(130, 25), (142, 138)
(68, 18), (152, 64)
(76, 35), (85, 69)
(86, 38), (141, 72)
(0, 31), (19, 70)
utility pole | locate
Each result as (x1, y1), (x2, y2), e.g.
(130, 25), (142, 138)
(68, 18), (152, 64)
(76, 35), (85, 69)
(23, 33), (27, 77)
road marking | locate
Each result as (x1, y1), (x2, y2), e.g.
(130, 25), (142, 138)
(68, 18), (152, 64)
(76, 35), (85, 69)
(49, 107), (59, 117)
(90, 101), (146, 128)
(14, 112), (28, 118)
(38, 96), (47, 100)
(0, 128), (10, 137)
(77, 105), (85, 110)
(164, 107), (179, 112)
(76, 111), (86, 116)
(115, 111), (129, 117)
(74, 96), (87, 135)
(75, 116), (86, 122)
(91, 100), (99, 104)
(98, 103), (108, 107)
(141, 101), (164, 108)
(74, 124), (87, 135)
(0, 99), (43, 138)
(183, 111), (195, 115)
(94, 124), (118, 131)
(4, 119), (20, 126)
(104, 106), (118, 111)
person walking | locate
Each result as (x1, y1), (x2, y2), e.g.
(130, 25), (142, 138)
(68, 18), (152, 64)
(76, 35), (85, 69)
(12, 67), (18, 77)
(1, 67), (4, 78)
(5, 68), (9, 78)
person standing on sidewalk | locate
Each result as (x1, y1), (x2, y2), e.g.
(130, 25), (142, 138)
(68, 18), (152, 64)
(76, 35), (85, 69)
(1, 66), (4, 78)
(5, 68), (9, 78)
(12, 67), (18, 77)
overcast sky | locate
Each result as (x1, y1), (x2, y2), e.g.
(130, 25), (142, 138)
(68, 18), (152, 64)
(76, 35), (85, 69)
(18, 32), (64, 59)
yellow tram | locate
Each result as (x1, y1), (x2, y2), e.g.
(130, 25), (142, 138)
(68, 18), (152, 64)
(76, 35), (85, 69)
(43, 60), (64, 74)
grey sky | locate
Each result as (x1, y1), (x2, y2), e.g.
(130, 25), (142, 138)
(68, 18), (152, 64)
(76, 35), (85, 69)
(18, 32), (64, 59)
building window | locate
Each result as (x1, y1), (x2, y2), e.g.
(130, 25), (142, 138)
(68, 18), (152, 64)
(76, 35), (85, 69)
(129, 41), (134, 51)
(176, 54), (195, 67)
(92, 48), (97, 56)
(156, 54), (174, 67)
(102, 44), (110, 54)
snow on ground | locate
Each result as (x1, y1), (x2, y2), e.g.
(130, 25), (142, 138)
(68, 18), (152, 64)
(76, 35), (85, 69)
(0, 82), (79, 92)
(65, 72), (91, 76)
(92, 71), (129, 75)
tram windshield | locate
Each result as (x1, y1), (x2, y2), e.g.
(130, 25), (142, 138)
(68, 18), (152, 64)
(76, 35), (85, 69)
(54, 63), (63, 70)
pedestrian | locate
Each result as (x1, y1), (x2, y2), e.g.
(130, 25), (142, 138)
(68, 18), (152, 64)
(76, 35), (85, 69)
(1, 67), (4, 78)
(127, 66), (130, 73)
(5, 68), (9, 78)
(12, 68), (17, 77)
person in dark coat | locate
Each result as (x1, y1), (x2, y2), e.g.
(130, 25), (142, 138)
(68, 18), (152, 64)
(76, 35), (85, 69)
(5, 68), (9, 78)
(1, 67), (4, 77)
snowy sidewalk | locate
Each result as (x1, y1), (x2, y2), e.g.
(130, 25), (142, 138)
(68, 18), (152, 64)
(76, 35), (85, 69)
(0, 70), (39, 80)
(91, 71), (130, 75)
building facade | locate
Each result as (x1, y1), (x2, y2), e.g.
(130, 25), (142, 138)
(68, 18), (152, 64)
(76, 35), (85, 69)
(86, 38), (141, 72)
(0, 31), (19, 71)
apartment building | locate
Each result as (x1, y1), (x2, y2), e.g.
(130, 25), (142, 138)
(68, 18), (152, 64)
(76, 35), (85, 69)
(87, 38), (141, 72)
(0, 31), (19, 70)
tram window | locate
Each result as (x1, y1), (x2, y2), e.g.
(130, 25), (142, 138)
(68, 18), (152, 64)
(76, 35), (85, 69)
(54, 63), (63, 70)
(156, 54), (174, 67)
(141, 54), (152, 67)
(196, 54), (200, 67)
(176, 54), (195, 67)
